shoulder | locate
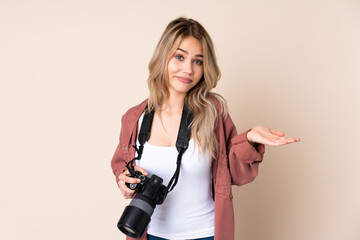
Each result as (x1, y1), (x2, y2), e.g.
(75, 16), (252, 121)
(208, 93), (237, 135)
(121, 99), (148, 125)
(207, 92), (229, 119)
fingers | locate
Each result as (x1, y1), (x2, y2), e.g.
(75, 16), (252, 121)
(269, 128), (300, 142)
(117, 171), (138, 199)
(267, 136), (300, 146)
(134, 166), (149, 176)
(250, 126), (300, 147)
(119, 173), (141, 184)
(270, 129), (285, 137)
(268, 128), (300, 145)
(117, 167), (149, 199)
(118, 179), (136, 199)
(281, 136), (300, 143)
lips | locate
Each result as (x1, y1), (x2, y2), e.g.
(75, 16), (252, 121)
(176, 76), (193, 83)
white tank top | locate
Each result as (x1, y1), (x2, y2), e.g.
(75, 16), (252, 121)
(135, 114), (215, 239)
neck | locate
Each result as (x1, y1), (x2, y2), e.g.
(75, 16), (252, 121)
(160, 92), (186, 114)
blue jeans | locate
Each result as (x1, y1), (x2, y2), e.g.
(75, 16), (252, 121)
(147, 234), (214, 240)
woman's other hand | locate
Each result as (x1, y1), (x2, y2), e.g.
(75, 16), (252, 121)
(117, 166), (149, 199)
(247, 126), (300, 147)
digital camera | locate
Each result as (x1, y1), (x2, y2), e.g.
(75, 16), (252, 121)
(117, 171), (168, 238)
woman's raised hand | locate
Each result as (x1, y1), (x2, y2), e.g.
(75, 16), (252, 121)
(246, 126), (300, 147)
(117, 166), (149, 199)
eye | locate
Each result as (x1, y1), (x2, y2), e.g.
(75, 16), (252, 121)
(193, 59), (203, 65)
(175, 55), (184, 61)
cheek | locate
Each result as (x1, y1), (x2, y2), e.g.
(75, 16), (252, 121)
(195, 66), (204, 80)
(167, 59), (179, 76)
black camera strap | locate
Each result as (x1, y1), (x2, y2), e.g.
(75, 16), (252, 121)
(126, 104), (193, 193)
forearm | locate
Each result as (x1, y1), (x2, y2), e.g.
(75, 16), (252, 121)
(228, 130), (265, 186)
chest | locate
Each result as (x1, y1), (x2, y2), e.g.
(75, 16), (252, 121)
(135, 139), (211, 185)
(146, 111), (182, 147)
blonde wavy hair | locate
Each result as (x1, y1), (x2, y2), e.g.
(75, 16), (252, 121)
(147, 17), (228, 158)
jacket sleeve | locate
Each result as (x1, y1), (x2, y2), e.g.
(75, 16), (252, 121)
(111, 114), (131, 185)
(223, 113), (265, 186)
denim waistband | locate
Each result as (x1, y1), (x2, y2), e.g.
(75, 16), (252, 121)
(147, 234), (214, 240)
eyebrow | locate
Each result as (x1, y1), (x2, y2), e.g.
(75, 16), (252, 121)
(177, 48), (203, 58)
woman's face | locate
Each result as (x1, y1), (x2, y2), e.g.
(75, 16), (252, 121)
(167, 36), (204, 96)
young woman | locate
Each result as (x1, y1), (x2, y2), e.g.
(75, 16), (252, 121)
(111, 17), (300, 240)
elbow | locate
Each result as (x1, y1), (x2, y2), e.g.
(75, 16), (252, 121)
(231, 163), (260, 186)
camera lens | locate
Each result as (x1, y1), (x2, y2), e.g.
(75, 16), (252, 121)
(118, 193), (155, 238)
(122, 226), (136, 235)
(118, 174), (167, 238)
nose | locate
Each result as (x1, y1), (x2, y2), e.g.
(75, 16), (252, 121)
(182, 59), (193, 75)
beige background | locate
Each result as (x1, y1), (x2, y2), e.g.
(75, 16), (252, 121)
(1, 0), (359, 239)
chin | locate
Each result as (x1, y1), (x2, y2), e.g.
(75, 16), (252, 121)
(169, 84), (193, 95)
(176, 89), (191, 95)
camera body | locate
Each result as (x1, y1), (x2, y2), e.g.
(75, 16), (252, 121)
(126, 171), (167, 204)
(118, 171), (168, 238)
